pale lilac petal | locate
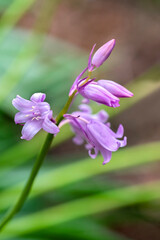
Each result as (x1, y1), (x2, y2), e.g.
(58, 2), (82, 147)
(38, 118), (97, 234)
(78, 104), (92, 114)
(98, 80), (133, 98)
(78, 83), (120, 108)
(85, 143), (92, 150)
(96, 110), (109, 123)
(73, 135), (84, 145)
(105, 124), (124, 139)
(88, 43), (96, 71)
(42, 117), (59, 134)
(15, 112), (32, 124)
(30, 93), (46, 102)
(106, 122), (111, 128)
(12, 95), (33, 112)
(47, 110), (53, 120)
(100, 148), (112, 165)
(69, 67), (88, 96)
(64, 114), (92, 145)
(82, 98), (90, 104)
(88, 147), (99, 159)
(87, 120), (119, 151)
(118, 136), (127, 147)
(37, 102), (50, 116)
(92, 39), (115, 68)
(115, 124), (124, 138)
(85, 143), (99, 159)
(21, 120), (43, 140)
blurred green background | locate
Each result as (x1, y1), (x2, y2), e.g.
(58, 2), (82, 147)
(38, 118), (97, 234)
(0, 0), (160, 239)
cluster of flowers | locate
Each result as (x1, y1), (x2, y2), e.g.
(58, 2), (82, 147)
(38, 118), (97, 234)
(12, 39), (133, 165)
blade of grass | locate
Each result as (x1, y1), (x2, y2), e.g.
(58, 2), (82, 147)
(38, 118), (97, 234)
(0, 141), (160, 211)
(36, 219), (131, 240)
(1, 180), (160, 237)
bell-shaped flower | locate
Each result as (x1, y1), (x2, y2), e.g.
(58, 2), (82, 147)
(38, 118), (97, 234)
(12, 93), (59, 140)
(78, 81), (120, 108)
(63, 104), (126, 164)
(88, 39), (116, 71)
(77, 78), (133, 107)
(98, 80), (133, 98)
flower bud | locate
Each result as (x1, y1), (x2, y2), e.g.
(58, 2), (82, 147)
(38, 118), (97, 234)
(89, 39), (115, 71)
(98, 80), (134, 98)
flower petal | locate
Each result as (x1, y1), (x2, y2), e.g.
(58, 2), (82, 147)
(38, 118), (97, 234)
(21, 120), (43, 140)
(37, 102), (50, 116)
(88, 147), (99, 159)
(105, 123), (124, 139)
(118, 136), (127, 147)
(30, 93), (46, 102)
(73, 135), (84, 145)
(115, 124), (124, 138)
(78, 83), (120, 108)
(64, 114), (93, 145)
(15, 112), (32, 124)
(12, 95), (33, 113)
(100, 148), (112, 165)
(87, 120), (119, 151)
(82, 98), (90, 104)
(42, 117), (59, 135)
(98, 80), (133, 98)
(78, 104), (92, 114)
(96, 110), (109, 123)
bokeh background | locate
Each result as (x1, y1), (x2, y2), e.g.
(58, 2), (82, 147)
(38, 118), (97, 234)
(0, 0), (160, 239)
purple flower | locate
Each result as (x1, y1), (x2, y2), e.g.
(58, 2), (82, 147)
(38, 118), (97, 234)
(88, 39), (116, 71)
(12, 93), (59, 140)
(77, 79), (133, 107)
(63, 104), (126, 164)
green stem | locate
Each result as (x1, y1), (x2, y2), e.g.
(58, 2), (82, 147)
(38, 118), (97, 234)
(0, 133), (53, 231)
(56, 91), (76, 124)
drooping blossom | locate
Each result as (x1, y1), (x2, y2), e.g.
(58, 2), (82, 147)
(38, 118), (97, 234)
(62, 104), (126, 164)
(12, 93), (59, 140)
(88, 39), (116, 71)
(77, 78), (133, 108)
